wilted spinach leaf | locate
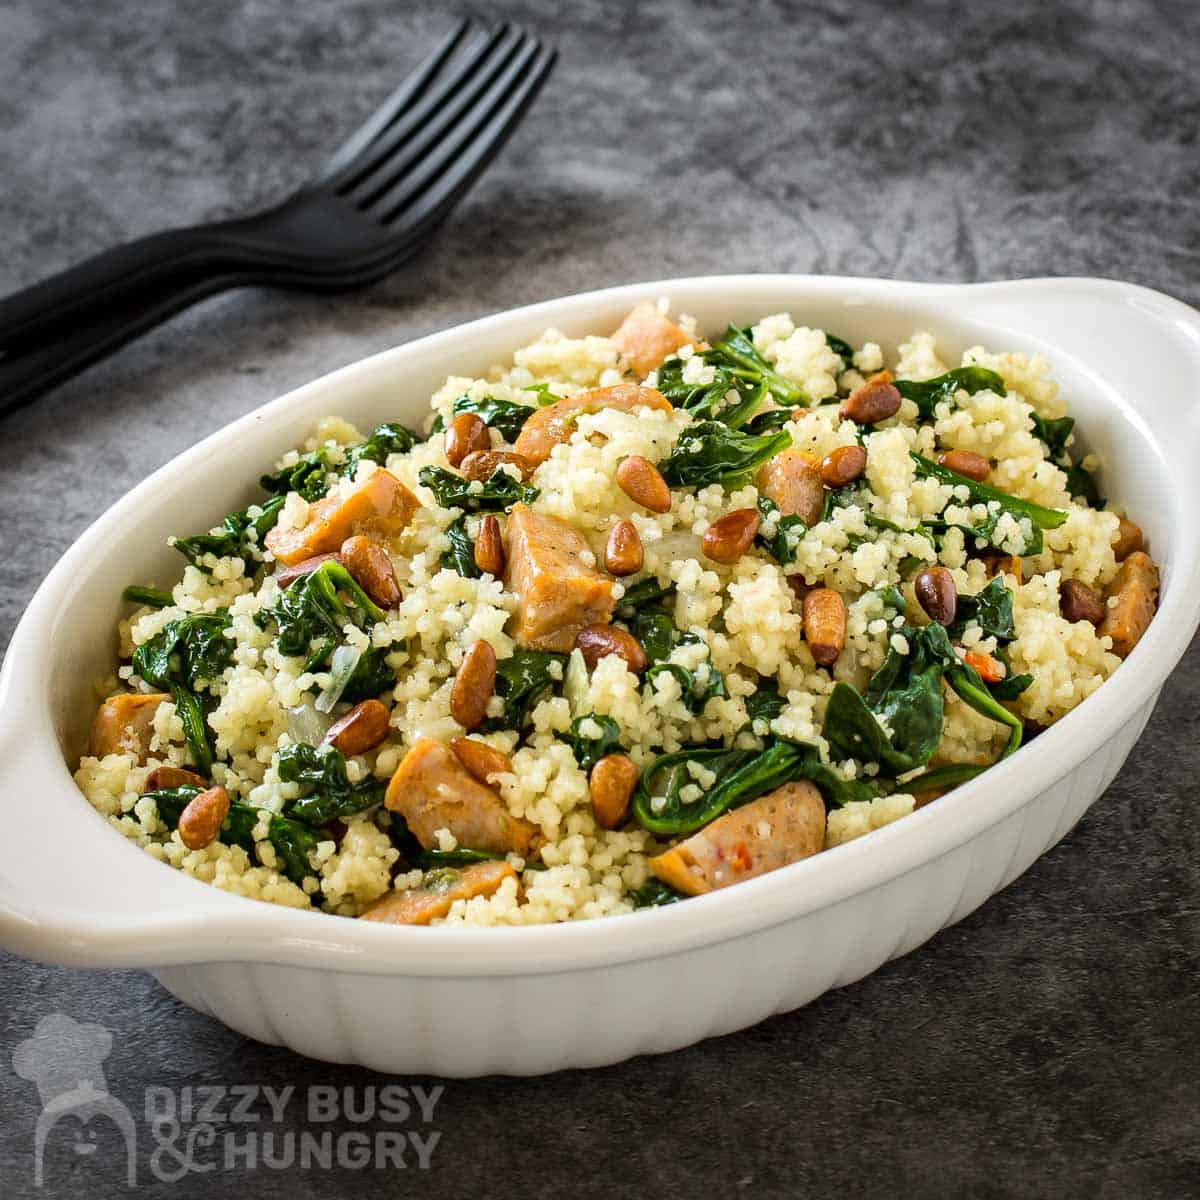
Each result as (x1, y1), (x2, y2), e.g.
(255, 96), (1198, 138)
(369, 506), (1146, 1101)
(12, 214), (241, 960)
(146, 785), (321, 886)
(755, 495), (808, 564)
(342, 423), (418, 477)
(948, 577), (1017, 643)
(418, 465), (539, 512)
(256, 559), (384, 667)
(895, 366), (1007, 421)
(633, 740), (877, 836)
(485, 650), (567, 732)
(823, 622), (958, 777)
(440, 514), (481, 578)
(172, 496), (285, 571)
(132, 610), (235, 774)
(1030, 413), (1075, 460)
(912, 452), (1066, 555)
(260, 449), (330, 501)
(452, 395), (535, 441)
(122, 585), (173, 609)
(557, 713), (622, 771)
(629, 878), (687, 908)
(660, 420), (791, 488)
(276, 742), (386, 825)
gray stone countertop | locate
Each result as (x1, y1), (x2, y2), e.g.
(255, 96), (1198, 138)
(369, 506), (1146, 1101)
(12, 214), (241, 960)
(1, 1), (1198, 1196)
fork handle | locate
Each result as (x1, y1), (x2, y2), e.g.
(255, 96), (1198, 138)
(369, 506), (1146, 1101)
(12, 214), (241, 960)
(0, 267), (242, 417)
(0, 226), (242, 350)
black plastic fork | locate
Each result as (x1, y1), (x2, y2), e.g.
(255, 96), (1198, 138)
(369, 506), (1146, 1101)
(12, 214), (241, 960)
(0, 20), (556, 414)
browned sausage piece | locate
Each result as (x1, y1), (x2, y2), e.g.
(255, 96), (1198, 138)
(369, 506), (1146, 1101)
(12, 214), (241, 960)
(384, 738), (539, 856)
(360, 861), (517, 925)
(648, 780), (826, 895)
(756, 449), (824, 527)
(89, 693), (171, 761)
(1098, 550), (1159, 658)
(513, 384), (673, 468)
(611, 301), (696, 376)
(504, 505), (615, 652)
(265, 470), (420, 566)
(1113, 516), (1144, 562)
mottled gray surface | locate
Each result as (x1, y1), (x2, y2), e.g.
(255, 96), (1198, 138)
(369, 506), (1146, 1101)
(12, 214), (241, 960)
(1, 0), (1199, 1196)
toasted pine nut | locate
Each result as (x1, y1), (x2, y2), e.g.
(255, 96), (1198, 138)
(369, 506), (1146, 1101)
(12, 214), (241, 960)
(450, 737), (513, 785)
(574, 625), (648, 674)
(589, 754), (639, 829)
(339, 535), (401, 608)
(460, 449), (534, 482)
(840, 371), (901, 424)
(474, 515), (505, 576)
(1113, 516), (1144, 562)
(450, 641), (497, 730)
(820, 444), (867, 488)
(276, 551), (340, 589)
(757, 449), (824, 526)
(963, 649), (1004, 683)
(615, 455), (672, 513)
(322, 699), (391, 757)
(143, 765), (207, 793)
(1059, 578), (1105, 626)
(445, 412), (490, 467)
(701, 508), (760, 565)
(803, 588), (846, 667)
(178, 785), (231, 850)
(937, 449), (990, 482)
(604, 520), (644, 576)
(915, 566), (958, 626)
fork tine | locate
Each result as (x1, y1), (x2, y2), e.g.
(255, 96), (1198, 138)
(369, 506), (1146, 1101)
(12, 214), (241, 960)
(316, 18), (473, 185)
(367, 35), (548, 226)
(347, 28), (532, 211)
(330, 23), (516, 194)
(376, 44), (557, 232)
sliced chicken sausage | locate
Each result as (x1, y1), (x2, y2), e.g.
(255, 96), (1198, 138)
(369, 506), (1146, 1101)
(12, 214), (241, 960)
(384, 738), (540, 856)
(265, 470), (420, 566)
(504, 505), (615, 652)
(513, 383), (673, 467)
(648, 780), (826, 896)
(360, 860), (517, 925)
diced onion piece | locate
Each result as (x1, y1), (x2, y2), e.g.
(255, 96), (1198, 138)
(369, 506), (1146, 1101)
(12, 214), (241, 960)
(286, 699), (333, 745)
(315, 644), (362, 714)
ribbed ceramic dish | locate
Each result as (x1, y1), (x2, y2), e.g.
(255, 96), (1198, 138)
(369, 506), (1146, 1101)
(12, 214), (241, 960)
(1, 276), (1196, 1077)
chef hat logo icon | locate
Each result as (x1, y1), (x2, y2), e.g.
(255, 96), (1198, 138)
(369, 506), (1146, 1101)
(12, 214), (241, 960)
(12, 1013), (137, 1187)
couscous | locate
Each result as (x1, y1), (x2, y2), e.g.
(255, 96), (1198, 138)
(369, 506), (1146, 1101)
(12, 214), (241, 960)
(75, 301), (1160, 925)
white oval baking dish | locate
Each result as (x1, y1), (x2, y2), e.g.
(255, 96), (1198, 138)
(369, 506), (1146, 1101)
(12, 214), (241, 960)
(1, 276), (1196, 1077)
